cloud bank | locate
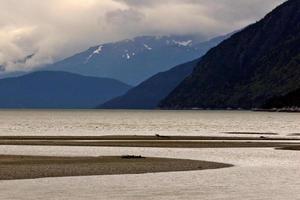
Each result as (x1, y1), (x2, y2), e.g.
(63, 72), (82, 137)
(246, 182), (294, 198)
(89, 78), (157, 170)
(0, 0), (286, 71)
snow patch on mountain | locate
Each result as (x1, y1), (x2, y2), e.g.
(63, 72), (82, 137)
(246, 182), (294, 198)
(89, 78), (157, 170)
(143, 44), (152, 50)
(86, 45), (103, 63)
(94, 46), (103, 54)
(122, 53), (132, 60)
(172, 40), (193, 47)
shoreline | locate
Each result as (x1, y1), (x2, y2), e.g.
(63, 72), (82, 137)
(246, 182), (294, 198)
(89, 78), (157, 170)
(0, 155), (232, 180)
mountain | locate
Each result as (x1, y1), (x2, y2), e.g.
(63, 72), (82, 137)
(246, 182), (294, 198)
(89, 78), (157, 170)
(98, 34), (230, 109)
(262, 88), (300, 109)
(0, 71), (131, 109)
(160, 0), (300, 110)
(42, 35), (225, 85)
(99, 59), (199, 109)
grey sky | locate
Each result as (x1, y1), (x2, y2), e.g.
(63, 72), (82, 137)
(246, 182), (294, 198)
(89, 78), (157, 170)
(0, 0), (286, 71)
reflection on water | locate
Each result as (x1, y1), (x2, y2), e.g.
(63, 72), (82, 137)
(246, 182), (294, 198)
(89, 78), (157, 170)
(0, 146), (299, 200)
(0, 110), (299, 136)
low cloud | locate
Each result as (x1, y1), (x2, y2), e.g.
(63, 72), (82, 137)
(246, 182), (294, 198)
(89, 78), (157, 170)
(0, 0), (286, 72)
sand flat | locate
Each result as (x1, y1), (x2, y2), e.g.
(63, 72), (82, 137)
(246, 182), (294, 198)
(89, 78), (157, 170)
(223, 132), (278, 136)
(0, 135), (298, 140)
(0, 139), (298, 148)
(288, 133), (300, 136)
(277, 146), (300, 151)
(0, 155), (232, 180)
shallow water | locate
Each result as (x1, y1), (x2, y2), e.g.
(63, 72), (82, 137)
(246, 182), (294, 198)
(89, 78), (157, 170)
(0, 146), (299, 200)
(0, 110), (299, 199)
(0, 110), (299, 136)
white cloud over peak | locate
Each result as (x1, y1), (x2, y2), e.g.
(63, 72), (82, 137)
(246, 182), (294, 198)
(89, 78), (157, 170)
(0, 0), (286, 72)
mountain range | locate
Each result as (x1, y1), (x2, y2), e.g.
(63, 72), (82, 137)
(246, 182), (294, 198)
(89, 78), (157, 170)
(98, 34), (230, 109)
(42, 35), (226, 85)
(0, 34), (229, 109)
(0, 71), (131, 109)
(160, 0), (300, 110)
(0, 0), (298, 110)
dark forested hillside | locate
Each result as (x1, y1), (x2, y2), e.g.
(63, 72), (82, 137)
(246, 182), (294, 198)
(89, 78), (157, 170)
(262, 88), (300, 109)
(99, 59), (199, 109)
(160, 0), (300, 109)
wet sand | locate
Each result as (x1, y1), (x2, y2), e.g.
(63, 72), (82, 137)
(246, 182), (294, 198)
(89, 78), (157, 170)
(0, 135), (298, 180)
(0, 135), (295, 141)
(0, 155), (232, 180)
(223, 132), (278, 136)
(0, 135), (299, 148)
(0, 140), (298, 148)
(277, 146), (300, 151)
(288, 133), (300, 136)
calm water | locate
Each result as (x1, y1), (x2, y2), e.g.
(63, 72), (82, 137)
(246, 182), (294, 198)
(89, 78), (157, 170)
(0, 110), (299, 200)
(0, 110), (299, 136)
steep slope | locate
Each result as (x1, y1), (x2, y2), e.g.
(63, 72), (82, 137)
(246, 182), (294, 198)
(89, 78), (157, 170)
(98, 34), (229, 109)
(43, 35), (225, 85)
(262, 88), (300, 109)
(160, 0), (300, 109)
(0, 71), (131, 109)
(99, 59), (199, 109)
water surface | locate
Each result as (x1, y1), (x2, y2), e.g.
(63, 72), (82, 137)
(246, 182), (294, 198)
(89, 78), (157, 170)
(0, 110), (299, 200)
(0, 110), (299, 136)
(0, 146), (299, 200)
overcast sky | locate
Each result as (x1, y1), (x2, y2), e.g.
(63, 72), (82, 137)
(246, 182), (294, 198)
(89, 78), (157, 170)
(0, 0), (286, 72)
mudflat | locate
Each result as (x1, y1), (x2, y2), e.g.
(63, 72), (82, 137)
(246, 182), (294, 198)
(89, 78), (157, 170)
(0, 135), (299, 148)
(0, 135), (296, 141)
(277, 146), (300, 151)
(288, 133), (300, 136)
(223, 132), (279, 136)
(0, 155), (232, 180)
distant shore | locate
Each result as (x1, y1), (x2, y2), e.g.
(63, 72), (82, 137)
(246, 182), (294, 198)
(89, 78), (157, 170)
(0, 155), (232, 180)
